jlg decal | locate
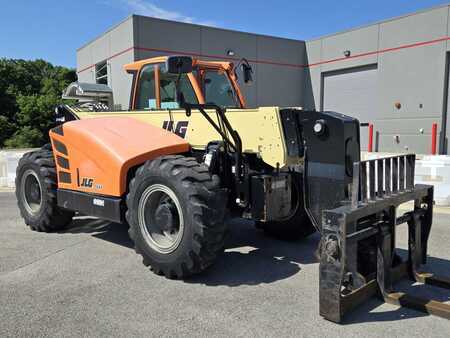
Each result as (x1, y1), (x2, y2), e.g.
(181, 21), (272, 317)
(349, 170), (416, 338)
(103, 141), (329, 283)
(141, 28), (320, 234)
(162, 121), (189, 138)
(80, 178), (94, 188)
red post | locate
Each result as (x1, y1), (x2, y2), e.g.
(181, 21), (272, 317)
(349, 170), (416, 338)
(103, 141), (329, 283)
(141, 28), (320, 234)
(431, 123), (437, 155)
(368, 123), (374, 152)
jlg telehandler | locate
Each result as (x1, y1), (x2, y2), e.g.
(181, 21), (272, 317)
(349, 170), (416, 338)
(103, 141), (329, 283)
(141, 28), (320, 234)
(16, 55), (450, 322)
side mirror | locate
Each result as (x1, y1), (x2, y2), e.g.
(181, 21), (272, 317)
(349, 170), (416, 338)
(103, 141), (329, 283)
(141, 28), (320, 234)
(166, 56), (193, 74)
(242, 63), (253, 84)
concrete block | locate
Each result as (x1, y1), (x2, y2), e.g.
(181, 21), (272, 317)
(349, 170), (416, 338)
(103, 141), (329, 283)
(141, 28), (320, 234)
(415, 155), (450, 206)
(362, 152), (450, 206)
(0, 149), (36, 188)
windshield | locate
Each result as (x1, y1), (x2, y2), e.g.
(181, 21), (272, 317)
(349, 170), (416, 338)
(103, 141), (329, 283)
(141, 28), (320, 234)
(196, 69), (239, 108)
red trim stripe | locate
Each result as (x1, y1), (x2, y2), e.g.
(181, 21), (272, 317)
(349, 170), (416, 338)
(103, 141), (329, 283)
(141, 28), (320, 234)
(77, 36), (450, 74)
(308, 36), (450, 67)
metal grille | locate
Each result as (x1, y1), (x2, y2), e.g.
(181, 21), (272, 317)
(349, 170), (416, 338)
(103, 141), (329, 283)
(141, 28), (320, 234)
(351, 154), (416, 208)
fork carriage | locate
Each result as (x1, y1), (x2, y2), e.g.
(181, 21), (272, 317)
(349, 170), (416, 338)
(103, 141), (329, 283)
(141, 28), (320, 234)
(319, 154), (450, 322)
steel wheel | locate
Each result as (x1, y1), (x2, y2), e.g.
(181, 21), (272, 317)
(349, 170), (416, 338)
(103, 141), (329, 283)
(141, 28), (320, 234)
(138, 184), (184, 254)
(20, 169), (43, 215)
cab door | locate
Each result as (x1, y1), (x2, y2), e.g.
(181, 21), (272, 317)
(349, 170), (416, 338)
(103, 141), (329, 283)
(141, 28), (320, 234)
(78, 63), (201, 138)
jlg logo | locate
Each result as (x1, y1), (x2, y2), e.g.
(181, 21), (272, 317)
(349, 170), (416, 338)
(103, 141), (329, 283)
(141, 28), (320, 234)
(80, 178), (94, 188)
(162, 121), (189, 138)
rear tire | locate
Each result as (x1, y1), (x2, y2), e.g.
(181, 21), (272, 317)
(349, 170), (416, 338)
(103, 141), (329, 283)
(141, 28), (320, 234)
(257, 172), (316, 240)
(15, 148), (74, 232)
(126, 155), (227, 279)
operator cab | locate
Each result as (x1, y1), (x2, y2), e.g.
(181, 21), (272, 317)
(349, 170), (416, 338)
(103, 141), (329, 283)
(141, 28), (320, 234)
(123, 56), (251, 110)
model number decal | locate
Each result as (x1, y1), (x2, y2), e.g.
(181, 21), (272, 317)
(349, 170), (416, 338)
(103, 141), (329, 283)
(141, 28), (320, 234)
(162, 121), (189, 138)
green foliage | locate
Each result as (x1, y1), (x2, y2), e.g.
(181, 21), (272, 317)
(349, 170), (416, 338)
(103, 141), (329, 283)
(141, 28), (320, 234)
(0, 58), (77, 148)
(4, 127), (44, 149)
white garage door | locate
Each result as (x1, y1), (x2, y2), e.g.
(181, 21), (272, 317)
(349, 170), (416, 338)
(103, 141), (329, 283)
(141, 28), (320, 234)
(322, 64), (378, 150)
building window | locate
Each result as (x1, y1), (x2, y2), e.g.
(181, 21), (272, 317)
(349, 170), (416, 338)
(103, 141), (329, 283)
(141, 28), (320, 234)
(95, 61), (108, 85)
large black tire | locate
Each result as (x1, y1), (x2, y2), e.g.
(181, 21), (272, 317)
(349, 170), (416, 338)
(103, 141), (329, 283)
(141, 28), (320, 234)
(257, 172), (316, 240)
(126, 155), (227, 279)
(15, 148), (74, 232)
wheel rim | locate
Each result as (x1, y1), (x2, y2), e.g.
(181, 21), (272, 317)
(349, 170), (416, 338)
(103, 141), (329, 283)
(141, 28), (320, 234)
(138, 184), (184, 254)
(21, 169), (43, 215)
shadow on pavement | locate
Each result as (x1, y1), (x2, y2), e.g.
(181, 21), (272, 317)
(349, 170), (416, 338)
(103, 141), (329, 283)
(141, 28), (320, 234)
(187, 218), (319, 286)
(62, 216), (134, 248)
(60, 216), (450, 323)
(61, 216), (320, 286)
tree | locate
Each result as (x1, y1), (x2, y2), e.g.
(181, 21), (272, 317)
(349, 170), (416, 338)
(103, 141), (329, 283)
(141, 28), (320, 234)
(0, 58), (77, 148)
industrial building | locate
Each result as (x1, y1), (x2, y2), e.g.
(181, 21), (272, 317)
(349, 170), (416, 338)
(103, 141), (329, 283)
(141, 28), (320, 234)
(77, 4), (450, 154)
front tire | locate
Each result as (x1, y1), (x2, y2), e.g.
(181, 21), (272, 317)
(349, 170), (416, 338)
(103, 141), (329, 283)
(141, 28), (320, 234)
(126, 155), (227, 279)
(15, 148), (74, 232)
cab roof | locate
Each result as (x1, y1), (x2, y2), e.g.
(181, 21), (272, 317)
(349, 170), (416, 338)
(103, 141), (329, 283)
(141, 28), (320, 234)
(123, 56), (234, 72)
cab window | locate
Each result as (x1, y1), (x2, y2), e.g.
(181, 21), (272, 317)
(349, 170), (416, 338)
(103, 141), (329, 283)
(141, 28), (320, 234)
(135, 64), (156, 110)
(201, 70), (238, 108)
(159, 63), (198, 108)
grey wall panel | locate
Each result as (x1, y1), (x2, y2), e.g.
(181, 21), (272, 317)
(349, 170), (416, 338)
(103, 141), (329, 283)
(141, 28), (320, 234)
(201, 27), (257, 58)
(304, 39), (322, 110)
(322, 65), (378, 150)
(376, 45), (446, 121)
(134, 49), (164, 61)
(256, 36), (305, 108)
(375, 118), (440, 153)
(379, 6), (448, 50)
(108, 53), (135, 110)
(135, 16), (201, 55)
(257, 36), (304, 64)
(76, 46), (93, 79)
(76, 49), (94, 83)
(378, 134), (434, 154)
(109, 16), (134, 56)
(374, 118), (439, 135)
(320, 25), (379, 72)
(377, 5), (448, 120)
(256, 64), (302, 107)
(376, 8), (447, 153)
(447, 6), (450, 51)
(76, 67), (94, 83)
(90, 34), (110, 65)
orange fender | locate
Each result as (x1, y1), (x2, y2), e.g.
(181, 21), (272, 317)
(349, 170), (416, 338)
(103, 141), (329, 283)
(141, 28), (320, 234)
(49, 117), (190, 197)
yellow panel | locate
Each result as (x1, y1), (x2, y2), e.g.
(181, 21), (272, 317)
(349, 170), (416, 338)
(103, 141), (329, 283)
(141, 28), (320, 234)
(73, 107), (300, 168)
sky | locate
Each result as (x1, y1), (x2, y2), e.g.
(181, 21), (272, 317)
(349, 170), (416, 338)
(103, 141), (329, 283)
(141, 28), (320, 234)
(0, 0), (449, 68)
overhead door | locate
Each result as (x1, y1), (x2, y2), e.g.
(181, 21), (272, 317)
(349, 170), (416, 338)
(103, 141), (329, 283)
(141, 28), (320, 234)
(322, 64), (378, 150)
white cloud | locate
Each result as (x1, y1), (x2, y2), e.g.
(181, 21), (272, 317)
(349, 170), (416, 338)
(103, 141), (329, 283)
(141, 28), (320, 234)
(123, 0), (216, 26)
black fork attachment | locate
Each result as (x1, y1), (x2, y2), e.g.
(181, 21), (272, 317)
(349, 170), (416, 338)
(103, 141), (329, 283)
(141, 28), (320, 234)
(297, 110), (450, 323)
(320, 154), (450, 322)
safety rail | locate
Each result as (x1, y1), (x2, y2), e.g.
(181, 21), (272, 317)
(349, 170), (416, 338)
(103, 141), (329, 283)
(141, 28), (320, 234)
(351, 154), (416, 208)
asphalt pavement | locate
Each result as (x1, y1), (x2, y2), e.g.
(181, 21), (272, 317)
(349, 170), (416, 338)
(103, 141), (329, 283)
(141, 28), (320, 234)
(1, 191), (450, 337)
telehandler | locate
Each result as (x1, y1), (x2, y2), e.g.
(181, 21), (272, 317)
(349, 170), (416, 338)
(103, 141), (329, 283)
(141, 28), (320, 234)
(16, 55), (450, 322)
